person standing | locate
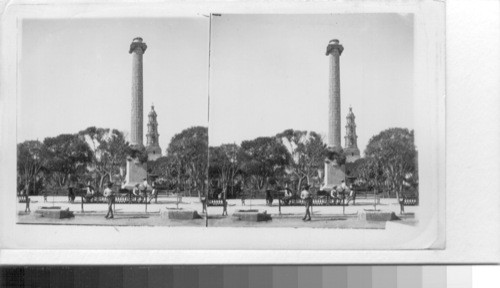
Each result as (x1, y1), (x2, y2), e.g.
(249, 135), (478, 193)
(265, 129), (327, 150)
(85, 182), (94, 203)
(301, 185), (312, 221)
(141, 178), (149, 203)
(68, 186), (73, 203)
(150, 181), (158, 204)
(398, 194), (406, 215)
(348, 184), (356, 205)
(42, 190), (48, 203)
(339, 180), (348, 205)
(283, 184), (292, 205)
(104, 182), (115, 219)
(241, 191), (246, 206)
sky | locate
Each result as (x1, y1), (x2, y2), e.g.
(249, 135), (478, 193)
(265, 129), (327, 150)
(19, 14), (413, 157)
(19, 17), (209, 152)
(208, 14), (414, 155)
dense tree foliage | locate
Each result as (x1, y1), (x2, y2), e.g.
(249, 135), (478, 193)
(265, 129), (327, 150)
(208, 144), (240, 198)
(238, 137), (289, 192)
(78, 127), (129, 189)
(166, 126), (208, 199)
(276, 129), (327, 192)
(17, 140), (45, 195)
(18, 123), (418, 201)
(148, 155), (178, 190)
(42, 134), (93, 189)
(358, 128), (418, 199)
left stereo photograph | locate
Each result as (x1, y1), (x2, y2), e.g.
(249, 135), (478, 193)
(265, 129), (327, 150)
(16, 18), (210, 227)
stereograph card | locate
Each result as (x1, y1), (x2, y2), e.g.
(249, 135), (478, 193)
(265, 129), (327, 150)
(0, 0), (498, 265)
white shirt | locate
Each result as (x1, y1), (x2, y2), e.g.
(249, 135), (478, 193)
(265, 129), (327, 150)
(300, 190), (310, 200)
(103, 187), (113, 197)
(341, 182), (348, 190)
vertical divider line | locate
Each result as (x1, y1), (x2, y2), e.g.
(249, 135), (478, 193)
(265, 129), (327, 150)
(206, 13), (213, 228)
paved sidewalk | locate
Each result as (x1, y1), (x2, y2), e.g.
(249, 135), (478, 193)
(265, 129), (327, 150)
(17, 196), (418, 228)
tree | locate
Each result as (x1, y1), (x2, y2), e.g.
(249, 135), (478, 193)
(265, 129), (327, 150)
(239, 137), (289, 193)
(43, 134), (93, 188)
(358, 128), (418, 200)
(209, 144), (240, 198)
(148, 155), (178, 189)
(17, 140), (45, 195)
(276, 129), (327, 192)
(148, 156), (170, 179)
(166, 126), (208, 199)
(78, 127), (129, 189)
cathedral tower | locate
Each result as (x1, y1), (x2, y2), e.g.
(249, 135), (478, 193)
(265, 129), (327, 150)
(344, 107), (360, 163)
(146, 104), (162, 161)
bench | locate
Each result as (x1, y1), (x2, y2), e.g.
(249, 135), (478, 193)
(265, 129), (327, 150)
(403, 196), (418, 206)
(75, 191), (156, 204)
(207, 199), (225, 206)
(17, 195), (28, 203)
(279, 196), (348, 206)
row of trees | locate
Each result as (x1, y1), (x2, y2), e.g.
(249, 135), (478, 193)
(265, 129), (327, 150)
(18, 127), (130, 195)
(18, 125), (417, 201)
(17, 126), (208, 197)
(208, 128), (418, 200)
(208, 129), (342, 198)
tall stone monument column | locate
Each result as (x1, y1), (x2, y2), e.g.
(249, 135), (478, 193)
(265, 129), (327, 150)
(323, 39), (345, 191)
(326, 39), (343, 148)
(129, 37), (147, 147)
(124, 37), (148, 189)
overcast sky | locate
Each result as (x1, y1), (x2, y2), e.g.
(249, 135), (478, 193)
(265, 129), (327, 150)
(208, 14), (414, 155)
(19, 17), (209, 152)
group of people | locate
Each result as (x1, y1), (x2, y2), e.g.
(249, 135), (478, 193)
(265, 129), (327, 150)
(63, 178), (158, 220)
(330, 181), (355, 205)
(102, 179), (157, 219)
(132, 178), (158, 204)
(300, 180), (355, 222)
(66, 182), (96, 203)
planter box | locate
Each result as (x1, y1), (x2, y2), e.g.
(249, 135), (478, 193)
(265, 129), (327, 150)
(35, 207), (74, 219)
(232, 210), (272, 222)
(161, 208), (201, 220)
(358, 210), (400, 221)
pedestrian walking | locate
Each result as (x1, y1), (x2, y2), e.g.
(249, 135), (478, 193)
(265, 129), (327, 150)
(104, 182), (115, 219)
(301, 185), (312, 221)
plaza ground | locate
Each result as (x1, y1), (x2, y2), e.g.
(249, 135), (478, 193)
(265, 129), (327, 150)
(17, 195), (418, 229)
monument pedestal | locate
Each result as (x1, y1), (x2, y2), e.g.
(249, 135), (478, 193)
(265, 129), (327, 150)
(322, 162), (345, 191)
(123, 158), (147, 190)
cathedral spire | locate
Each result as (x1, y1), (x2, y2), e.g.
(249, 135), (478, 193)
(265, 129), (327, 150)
(146, 104), (162, 160)
(344, 106), (360, 163)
